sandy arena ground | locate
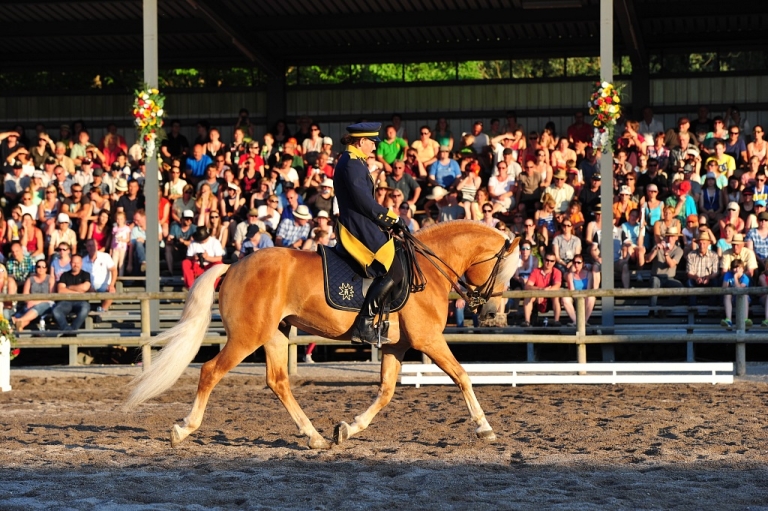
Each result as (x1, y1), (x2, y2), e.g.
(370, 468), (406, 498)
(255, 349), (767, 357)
(1, 363), (768, 510)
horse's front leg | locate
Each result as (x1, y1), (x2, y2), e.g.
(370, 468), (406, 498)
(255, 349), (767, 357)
(418, 336), (496, 441)
(334, 342), (408, 445)
(263, 329), (331, 450)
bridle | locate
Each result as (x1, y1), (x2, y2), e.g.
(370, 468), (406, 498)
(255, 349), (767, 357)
(399, 230), (512, 312)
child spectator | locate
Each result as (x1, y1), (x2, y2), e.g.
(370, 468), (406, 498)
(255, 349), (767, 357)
(721, 260), (751, 329)
(110, 211), (131, 276)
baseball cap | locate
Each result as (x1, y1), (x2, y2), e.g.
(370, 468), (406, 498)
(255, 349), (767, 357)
(322, 136), (333, 145)
(760, 212), (768, 221)
(727, 201), (739, 211)
(182, 210), (195, 218)
(755, 200), (766, 207)
(591, 173), (601, 180)
(45, 156), (56, 164)
(93, 168), (104, 177)
(619, 185), (632, 195)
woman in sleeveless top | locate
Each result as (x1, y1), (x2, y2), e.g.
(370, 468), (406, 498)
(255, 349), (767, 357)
(249, 179), (272, 210)
(38, 185), (61, 236)
(12, 260), (54, 331)
(748, 125), (767, 165)
(561, 255), (596, 326)
(204, 128), (227, 159)
(88, 210), (112, 252)
(535, 194), (557, 247)
(20, 213), (44, 262)
(50, 243), (72, 283)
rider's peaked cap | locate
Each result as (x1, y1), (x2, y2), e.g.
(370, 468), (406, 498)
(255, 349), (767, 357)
(346, 122), (381, 142)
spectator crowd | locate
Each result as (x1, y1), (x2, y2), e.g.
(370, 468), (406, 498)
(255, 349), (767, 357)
(1, 104), (768, 335)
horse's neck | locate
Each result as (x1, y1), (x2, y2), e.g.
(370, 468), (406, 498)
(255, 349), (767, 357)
(418, 223), (500, 277)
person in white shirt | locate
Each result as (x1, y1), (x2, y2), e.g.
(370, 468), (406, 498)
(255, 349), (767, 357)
(182, 226), (224, 289)
(82, 238), (117, 312)
(639, 106), (665, 141)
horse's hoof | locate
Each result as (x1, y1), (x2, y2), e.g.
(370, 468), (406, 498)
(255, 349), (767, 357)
(476, 429), (497, 442)
(170, 424), (185, 447)
(333, 422), (351, 445)
(308, 436), (331, 450)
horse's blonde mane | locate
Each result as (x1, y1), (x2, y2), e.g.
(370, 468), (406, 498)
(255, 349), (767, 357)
(414, 219), (507, 241)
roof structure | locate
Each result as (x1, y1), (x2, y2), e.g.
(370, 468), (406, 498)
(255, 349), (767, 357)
(1, 0), (765, 74)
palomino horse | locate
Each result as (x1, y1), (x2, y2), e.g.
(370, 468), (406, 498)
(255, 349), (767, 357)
(125, 221), (520, 449)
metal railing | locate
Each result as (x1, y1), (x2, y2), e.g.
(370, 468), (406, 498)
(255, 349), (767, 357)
(6, 286), (767, 376)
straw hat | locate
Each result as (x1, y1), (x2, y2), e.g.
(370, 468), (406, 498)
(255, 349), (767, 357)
(427, 186), (449, 200)
(293, 205), (313, 220)
(665, 226), (681, 237)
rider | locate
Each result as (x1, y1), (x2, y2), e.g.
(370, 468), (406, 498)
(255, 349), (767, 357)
(334, 122), (407, 345)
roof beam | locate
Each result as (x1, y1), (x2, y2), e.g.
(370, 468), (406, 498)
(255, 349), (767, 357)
(0, 18), (211, 38)
(251, 6), (601, 33)
(614, 0), (646, 68)
(185, 0), (280, 76)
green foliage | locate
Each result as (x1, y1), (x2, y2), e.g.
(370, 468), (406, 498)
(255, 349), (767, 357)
(404, 62), (456, 82)
(720, 51), (767, 72)
(512, 59), (564, 78)
(350, 64), (403, 83)
(458, 61), (510, 80)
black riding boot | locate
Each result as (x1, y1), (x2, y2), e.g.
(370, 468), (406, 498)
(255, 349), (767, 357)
(350, 275), (395, 345)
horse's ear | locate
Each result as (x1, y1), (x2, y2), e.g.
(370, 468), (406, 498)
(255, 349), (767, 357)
(506, 236), (520, 254)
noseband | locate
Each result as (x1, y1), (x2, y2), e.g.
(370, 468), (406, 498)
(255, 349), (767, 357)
(399, 230), (511, 312)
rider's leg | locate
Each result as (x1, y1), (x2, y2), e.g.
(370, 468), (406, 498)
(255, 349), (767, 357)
(350, 258), (404, 345)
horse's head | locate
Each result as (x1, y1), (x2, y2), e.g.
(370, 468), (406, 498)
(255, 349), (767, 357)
(465, 236), (520, 327)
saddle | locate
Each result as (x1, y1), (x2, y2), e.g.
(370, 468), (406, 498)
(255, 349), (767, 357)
(318, 244), (410, 313)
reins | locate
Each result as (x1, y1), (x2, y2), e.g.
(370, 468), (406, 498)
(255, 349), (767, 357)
(398, 229), (511, 312)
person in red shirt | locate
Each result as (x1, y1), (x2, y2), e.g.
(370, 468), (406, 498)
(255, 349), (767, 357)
(521, 251), (563, 327)
(567, 111), (594, 158)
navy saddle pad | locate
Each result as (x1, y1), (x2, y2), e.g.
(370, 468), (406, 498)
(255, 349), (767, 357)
(318, 245), (409, 313)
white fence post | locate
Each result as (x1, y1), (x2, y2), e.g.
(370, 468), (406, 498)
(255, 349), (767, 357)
(0, 337), (11, 392)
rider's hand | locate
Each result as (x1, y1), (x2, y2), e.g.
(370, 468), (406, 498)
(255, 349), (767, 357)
(392, 216), (409, 234)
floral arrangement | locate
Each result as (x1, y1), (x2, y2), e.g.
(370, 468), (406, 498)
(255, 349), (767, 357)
(0, 318), (19, 360)
(132, 85), (165, 159)
(588, 81), (623, 154)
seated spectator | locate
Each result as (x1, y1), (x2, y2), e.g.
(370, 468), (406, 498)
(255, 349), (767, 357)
(232, 208), (263, 259)
(552, 218), (581, 274)
(195, 183), (218, 226)
(0, 264), (18, 322)
(6, 241), (34, 288)
(759, 267), (768, 327)
(699, 172), (725, 226)
(746, 211), (768, 270)
(82, 239), (117, 313)
(648, 227), (684, 314)
(567, 199), (585, 237)
(719, 202), (744, 236)
(172, 184), (196, 224)
(11, 259), (53, 331)
(182, 227), (224, 290)
(397, 202), (419, 232)
(716, 222), (735, 257)
(19, 213), (44, 263)
(275, 205), (312, 248)
(428, 146), (461, 189)
(721, 233), (758, 279)
(241, 223), (274, 256)
(686, 233), (720, 304)
(487, 160), (516, 214)
(617, 209), (646, 288)
(302, 227), (331, 251)
(544, 169), (574, 214)
(432, 187), (465, 222)
(721, 260), (751, 329)
(561, 256), (596, 326)
(521, 251), (562, 327)
(165, 209), (197, 276)
(305, 178), (335, 218)
(126, 209), (147, 275)
(535, 194), (557, 247)
(52, 254), (91, 334)
(48, 213), (78, 259)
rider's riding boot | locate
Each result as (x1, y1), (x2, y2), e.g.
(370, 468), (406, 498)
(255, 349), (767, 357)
(350, 275), (395, 345)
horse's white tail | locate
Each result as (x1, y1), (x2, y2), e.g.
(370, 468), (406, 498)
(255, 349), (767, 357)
(124, 263), (230, 410)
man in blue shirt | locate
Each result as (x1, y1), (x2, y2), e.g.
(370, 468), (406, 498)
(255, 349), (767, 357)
(185, 144), (213, 182)
(428, 146), (461, 189)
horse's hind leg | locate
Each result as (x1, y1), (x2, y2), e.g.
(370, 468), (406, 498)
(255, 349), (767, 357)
(171, 334), (254, 447)
(262, 327), (330, 450)
(334, 342), (409, 445)
(418, 336), (496, 441)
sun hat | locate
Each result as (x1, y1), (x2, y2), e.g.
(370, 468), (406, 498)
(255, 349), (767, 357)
(293, 204), (313, 220)
(321, 178), (334, 188)
(619, 185), (632, 196)
(665, 226), (681, 236)
(115, 178), (128, 192)
(427, 186), (448, 200)
(697, 232), (712, 242)
(57, 213), (70, 224)
(553, 170), (567, 180)
(732, 233), (745, 244)
(316, 210), (330, 219)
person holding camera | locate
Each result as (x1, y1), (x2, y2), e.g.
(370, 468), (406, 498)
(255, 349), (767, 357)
(648, 226), (684, 314)
(234, 108), (254, 140)
(165, 210), (197, 277)
(182, 227), (224, 290)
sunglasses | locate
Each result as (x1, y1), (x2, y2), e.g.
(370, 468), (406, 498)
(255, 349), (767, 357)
(525, 223), (535, 227)
(46, 190), (56, 194)
(56, 248), (69, 252)
(545, 258), (556, 263)
(521, 247), (531, 251)
(210, 215), (219, 219)
(573, 260), (583, 265)
(36, 264), (47, 269)
(563, 224), (572, 227)
(730, 131), (739, 135)
(268, 199), (279, 204)
(421, 132), (430, 135)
